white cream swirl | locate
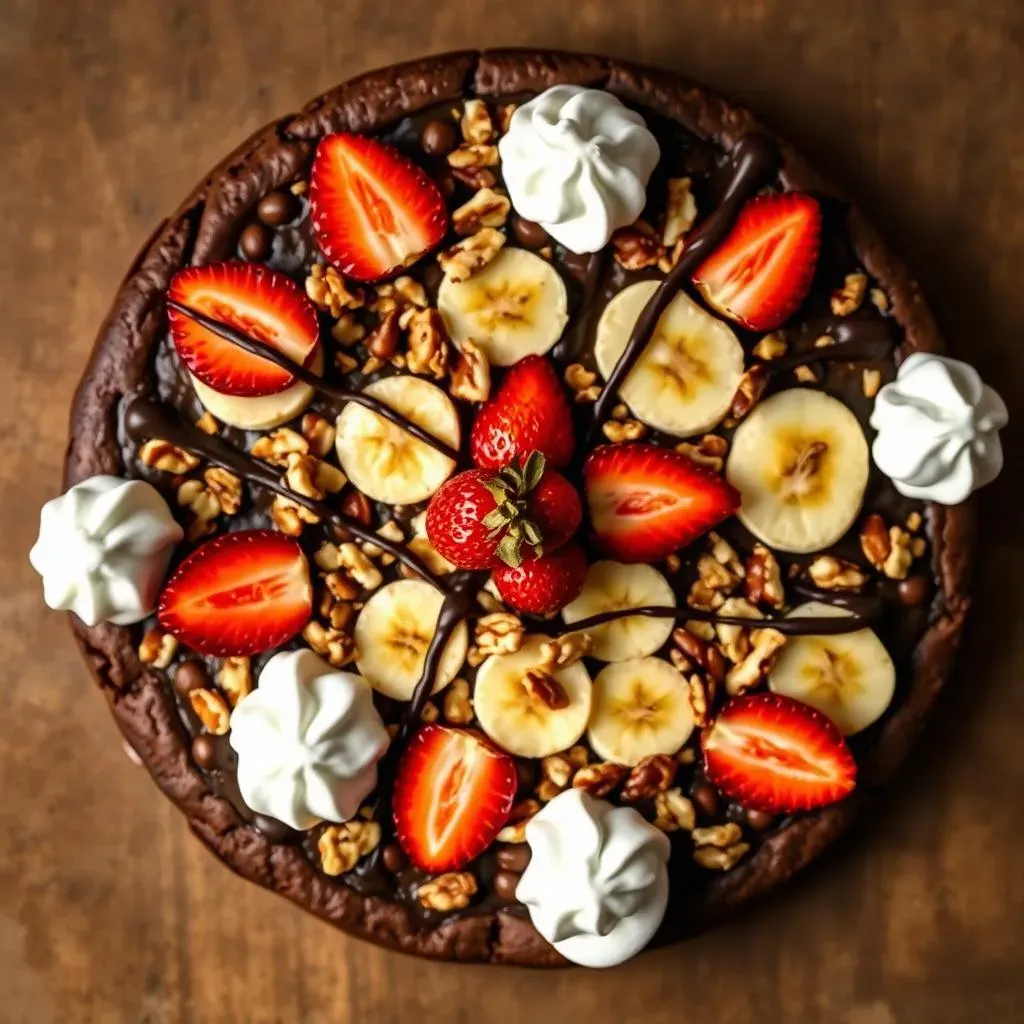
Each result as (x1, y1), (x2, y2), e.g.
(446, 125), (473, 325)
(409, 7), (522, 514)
(870, 353), (1007, 504)
(29, 475), (183, 626)
(516, 788), (670, 968)
(499, 86), (660, 254)
(229, 649), (390, 831)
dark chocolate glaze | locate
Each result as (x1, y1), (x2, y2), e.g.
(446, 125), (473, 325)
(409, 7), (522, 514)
(587, 133), (782, 441)
(767, 316), (898, 376)
(165, 298), (460, 462)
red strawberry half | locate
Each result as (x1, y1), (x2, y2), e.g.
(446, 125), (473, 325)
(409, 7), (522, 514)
(167, 261), (319, 397)
(492, 543), (588, 616)
(584, 444), (740, 563)
(692, 192), (821, 331)
(702, 692), (857, 814)
(393, 724), (517, 873)
(470, 355), (575, 470)
(158, 529), (313, 657)
(309, 133), (448, 282)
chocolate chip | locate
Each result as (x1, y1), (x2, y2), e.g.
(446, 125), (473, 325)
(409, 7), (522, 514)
(252, 814), (298, 843)
(495, 843), (531, 873)
(512, 216), (549, 250)
(257, 190), (297, 226)
(691, 780), (722, 818)
(515, 759), (538, 791)
(174, 660), (208, 697)
(745, 808), (777, 831)
(191, 735), (218, 770)
(239, 223), (271, 261)
(340, 488), (372, 526)
(898, 575), (931, 606)
(381, 843), (408, 874)
(493, 870), (521, 903)
(421, 118), (457, 157)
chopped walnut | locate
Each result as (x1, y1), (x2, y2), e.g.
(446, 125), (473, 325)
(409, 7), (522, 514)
(728, 366), (768, 424)
(419, 872), (478, 911)
(654, 788), (696, 832)
(449, 339), (491, 402)
(906, 510), (923, 533)
(744, 544), (784, 608)
(323, 570), (360, 602)
(794, 365), (820, 384)
(807, 555), (869, 591)
(461, 99), (496, 145)
(195, 411), (219, 435)
(305, 263), (363, 318)
(564, 363), (601, 403)
(611, 221), (662, 270)
(406, 309), (450, 378)
(496, 103), (517, 136)
(176, 479), (220, 541)
(536, 780), (563, 803)
(331, 313), (367, 347)
(911, 537), (927, 559)
(708, 532), (745, 578)
(336, 543), (383, 591)
(406, 535), (457, 577)
(189, 688), (230, 735)
(139, 439), (200, 474)
(301, 413), (336, 459)
(217, 657), (252, 707)
(621, 755), (677, 802)
(474, 613), (524, 657)
(692, 822), (744, 848)
(522, 671), (570, 710)
(290, 180), (307, 196)
(393, 276), (429, 309)
(319, 820), (381, 876)
(447, 143), (499, 169)
(271, 494), (319, 536)
(685, 673), (713, 727)
(602, 418), (648, 442)
(139, 628), (177, 670)
(860, 513), (891, 571)
(715, 596), (764, 664)
(697, 552), (741, 595)
(250, 428), (309, 467)
(203, 467), (242, 515)
(438, 228), (506, 282)
(726, 628), (787, 695)
(830, 272), (868, 316)
(870, 287), (890, 313)
(452, 187), (511, 235)
(693, 842), (751, 871)
(420, 702), (440, 724)
(752, 332), (788, 361)
(364, 310), (402, 360)
(675, 434), (728, 473)
(662, 177), (697, 247)
(541, 753), (574, 790)
(862, 368), (882, 398)
(672, 627), (726, 683)
(450, 165), (497, 191)
(573, 762), (629, 798)
(443, 679), (474, 724)
(284, 453), (332, 501)
(883, 525), (914, 580)
(538, 633), (592, 672)
(303, 621), (357, 668)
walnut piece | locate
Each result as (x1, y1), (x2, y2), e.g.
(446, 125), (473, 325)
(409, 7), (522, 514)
(337, 542), (383, 591)
(726, 628), (787, 695)
(621, 755), (677, 802)
(250, 428), (309, 467)
(671, 627), (726, 683)
(564, 363), (601, 403)
(807, 555), (869, 591)
(176, 479), (220, 541)
(474, 613), (525, 657)
(447, 143), (499, 169)
(572, 762), (628, 797)
(319, 820), (381, 876)
(189, 688), (230, 735)
(217, 657), (252, 707)
(662, 177), (697, 247)
(693, 842), (751, 871)
(406, 309), (450, 379)
(541, 753), (574, 790)
(449, 339), (491, 402)
(676, 434), (728, 473)
(139, 439), (200, 474)
(303, 621), (357, 668)
(654, 788), (696, 832)
(862, 368), (882, 398)
(442, 679), (474, 724)
(692, 822), (744, 848)
(830, 272), (868, 316)
(452, 187), (510, 235)
(438, 228), (506, 282)
(860, 513), (891, 570)
(602, 418), (648, 443)
(744, 544), (784, 608)
(418, 872), (478, 911)
(752, 332), (788, 361)
(522, 671), (570, 710)
(461, 99), (496, 144)
(365, 310), (401, 360)
(729, 366), (768, 424)
(611, 221), (662, 270)
(305, 264), (363, 318)
(882, 525), (914, 580)
(139, 628), (177, 670)
(195, 411), (219, 435)
(537, 633), (592, 672)
(203, 467), (242, 515)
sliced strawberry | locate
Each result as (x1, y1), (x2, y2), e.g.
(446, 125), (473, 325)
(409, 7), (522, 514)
(393, 724), (517, 872)
(692, 192), (821, 331)
(492, 543), (588, 616)
(702, 692), (857, 814)
(470, 356), (575, 471)
(309, 133), (448, 282)
(157, 529), (312, 657)
(167, 261), (319, 397)
(584, 444), (740, 563)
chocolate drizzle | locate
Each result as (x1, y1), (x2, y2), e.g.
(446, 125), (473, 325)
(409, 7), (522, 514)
(587, 133), (783, 442)
(165, 298), (460, 462)
(766, 316), (898, 375)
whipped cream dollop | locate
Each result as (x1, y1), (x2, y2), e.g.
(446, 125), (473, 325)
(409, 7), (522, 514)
(29, 475), (183, 626)
(516, 788), (670, 968)
(870, 353), (1007, 504)
(229, 650), (390, 831)
(499, 86), (660, 254)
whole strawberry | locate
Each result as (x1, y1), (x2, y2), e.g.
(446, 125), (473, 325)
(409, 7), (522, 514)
(492, 543), (588, 616)
(470, 355), (575, 470)
(426, 452), (581, 570)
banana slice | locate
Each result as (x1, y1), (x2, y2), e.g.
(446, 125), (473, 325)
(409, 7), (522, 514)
(726, 388), (869, 554)
(191, 345), (323, 430)
(473, 635), (592, 758)
(336, 375), (459, 505)
(588, 658), (694, 766)
(562, 561), (676, 662)
(354, 580), (468, 701)
(437, 247), (569, 367)
(768, 601), (895, 735)
(595, 281), (744, 437)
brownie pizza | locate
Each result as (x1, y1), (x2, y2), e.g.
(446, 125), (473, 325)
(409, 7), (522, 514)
(30, 50), (1007, 967)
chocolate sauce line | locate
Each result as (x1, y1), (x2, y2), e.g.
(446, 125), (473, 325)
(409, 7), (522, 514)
(166, 298), (460, 462)
(587, 134), (782, 444)
(765, 317), (897, 376)
(553, 249), (608, 364)
(123, 396), (442, 586)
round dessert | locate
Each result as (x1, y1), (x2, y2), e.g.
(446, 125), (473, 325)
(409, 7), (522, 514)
(31, 50), (1007, 967)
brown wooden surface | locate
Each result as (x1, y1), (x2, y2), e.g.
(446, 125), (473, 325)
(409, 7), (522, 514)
(2, 2), (1022, 1021)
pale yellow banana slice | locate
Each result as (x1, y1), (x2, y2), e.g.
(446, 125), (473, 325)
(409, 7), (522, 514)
(335, 375), (459, 505)
(354, 579), (468, 701)
(768, 601), (895, 735)
(437, 247), (569, 367)
(726, 388), (869, 554)
(587, 658), (694, 766)
(595, 281), (744, 437)
(562, 561), (675, 662)
(473, 635), (592, 758)
(190, 345), (323, 430)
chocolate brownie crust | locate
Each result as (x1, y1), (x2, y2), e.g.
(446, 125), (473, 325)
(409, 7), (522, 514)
(63, 49), (972, 965)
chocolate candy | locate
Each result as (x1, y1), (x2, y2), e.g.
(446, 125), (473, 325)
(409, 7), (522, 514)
(257, 190), (297, 226)
(495, 844), (531, 873)
(493, 870), (521, 903)
(421, 118), (457, 157)
(174, 660), (208, 697)
(512, 216), (549, 250)
(191, 735), (218, 770)
(239, 223), (271, 261)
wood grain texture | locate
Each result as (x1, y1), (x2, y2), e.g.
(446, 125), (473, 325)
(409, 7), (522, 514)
(1, 1), (1022, 1021)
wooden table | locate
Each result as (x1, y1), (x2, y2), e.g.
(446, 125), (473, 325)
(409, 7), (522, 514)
(2, 2), (1022, 1021)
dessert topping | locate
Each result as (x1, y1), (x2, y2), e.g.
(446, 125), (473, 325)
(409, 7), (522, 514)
(491, 542), (588, 616)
